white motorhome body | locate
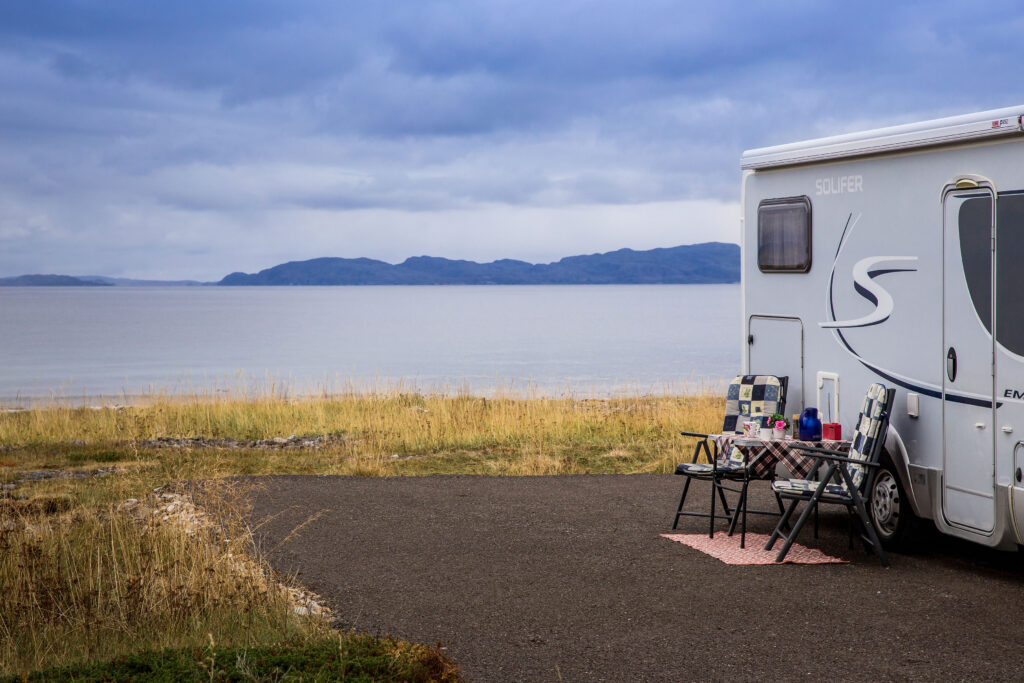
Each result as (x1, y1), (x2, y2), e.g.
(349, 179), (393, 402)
(740, 106), (1024, 549)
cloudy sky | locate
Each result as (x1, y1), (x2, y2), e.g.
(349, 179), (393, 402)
(1, 2), (1022, 280)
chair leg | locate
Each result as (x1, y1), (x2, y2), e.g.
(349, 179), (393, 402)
(724, 477), (749, 549)
(741, 478), (749, 549)
(773, 489), (790, 530)
(709, 479), (717, 538)
(773, 494), (822, 563)
(765, 498), (800, 550)
(716, 480), (733, 519)
(726, 482), (740, 537)
(710, 476), (736, 539)
(671, 477), (693, 530)
(725, 478), (747, 547)
(849, 493), (889, 567)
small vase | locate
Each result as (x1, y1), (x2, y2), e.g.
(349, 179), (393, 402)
(773, 428), (785, 440)
(758, 427), (772, 440)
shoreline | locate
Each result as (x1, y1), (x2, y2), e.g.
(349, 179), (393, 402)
(0, 377), (727, 409)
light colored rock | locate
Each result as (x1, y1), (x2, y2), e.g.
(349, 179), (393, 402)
(120, 489), (333, 621)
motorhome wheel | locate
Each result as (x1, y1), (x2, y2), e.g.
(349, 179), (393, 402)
(871, 454), (915, 550)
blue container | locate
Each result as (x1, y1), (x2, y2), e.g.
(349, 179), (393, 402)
(799, 407), (822, 441)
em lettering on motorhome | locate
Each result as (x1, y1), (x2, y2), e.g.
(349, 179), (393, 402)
(815, 175), (863, 195)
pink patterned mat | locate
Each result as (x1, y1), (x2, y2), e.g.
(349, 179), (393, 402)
(660, 532), (848, 565)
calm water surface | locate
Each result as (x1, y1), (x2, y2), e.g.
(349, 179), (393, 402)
(0, 285), (739, 401)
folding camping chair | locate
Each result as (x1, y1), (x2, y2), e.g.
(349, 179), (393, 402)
(764, 383), (896, 566)
(671, 375), (787, 547)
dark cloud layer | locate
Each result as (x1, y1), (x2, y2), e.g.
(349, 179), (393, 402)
(0, 1), (1021, 278)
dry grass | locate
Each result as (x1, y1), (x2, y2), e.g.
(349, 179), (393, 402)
(0, 390), (723, 478)
(0, 388), (723, 676)
(0, 481), (330, 674)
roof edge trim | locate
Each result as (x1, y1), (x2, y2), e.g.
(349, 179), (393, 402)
(742, 106), (1024, 170)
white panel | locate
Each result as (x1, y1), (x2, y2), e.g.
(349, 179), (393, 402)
(747, 316), (803, 417)
(816, 371), (840, 424)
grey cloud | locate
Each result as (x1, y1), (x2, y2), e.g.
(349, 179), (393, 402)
(0, 1), (1022, 278)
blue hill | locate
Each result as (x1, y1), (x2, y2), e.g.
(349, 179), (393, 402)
(0, 274), (110, 286)
(219, 242), (739, 285)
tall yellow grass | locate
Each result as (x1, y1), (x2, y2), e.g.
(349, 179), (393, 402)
(0, 390), (723, 478)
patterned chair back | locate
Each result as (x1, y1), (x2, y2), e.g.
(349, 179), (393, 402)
(844, 383), (893, 490)
(722, 375), (787, 463)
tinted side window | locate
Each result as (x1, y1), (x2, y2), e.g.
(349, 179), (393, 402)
(997, 195), (1024, 356)
(758, 197), (811, 272)
(958, 196), (991, 341)
(959, 193), (1024, 356)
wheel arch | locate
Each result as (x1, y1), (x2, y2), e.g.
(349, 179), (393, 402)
(883, 426), (926, 517)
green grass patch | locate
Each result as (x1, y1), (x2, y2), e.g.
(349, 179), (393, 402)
(2, 635), (460, 682)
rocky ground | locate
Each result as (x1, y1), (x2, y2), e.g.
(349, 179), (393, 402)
(137, 433), (345, 450)
(2, 466), (117, 493)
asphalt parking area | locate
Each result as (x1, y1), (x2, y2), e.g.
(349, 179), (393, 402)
(237, 474), (1024, 681)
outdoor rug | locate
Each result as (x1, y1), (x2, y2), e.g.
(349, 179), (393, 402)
(661, 532), (849, 565)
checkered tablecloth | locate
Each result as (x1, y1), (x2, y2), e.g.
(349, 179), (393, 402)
(711, 434), (851, 479)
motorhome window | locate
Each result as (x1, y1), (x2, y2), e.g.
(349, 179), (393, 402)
(997, 195), (1024, 356)
(962, 193), (1024, 357)
(757, 197), (811, 272)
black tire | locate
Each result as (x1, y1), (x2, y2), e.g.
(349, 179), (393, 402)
(870, 452), (918, 551)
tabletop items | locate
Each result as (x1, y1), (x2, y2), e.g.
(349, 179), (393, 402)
(715, 434), (851, 479)
(798, 407), (823, 440)
(822, 421), (842, 439)
(742, 412), (793, 439)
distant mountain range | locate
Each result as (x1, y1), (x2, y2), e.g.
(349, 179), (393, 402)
(78, 276), (207, 287)
(0, 274), (112, 287)
(219, 242), (739, 285)
(0, 242), (740, 286)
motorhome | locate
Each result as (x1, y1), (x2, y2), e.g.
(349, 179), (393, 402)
(740, 105), (1024, 550)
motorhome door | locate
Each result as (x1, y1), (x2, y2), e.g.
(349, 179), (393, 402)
(942, 182), (996, 533)
(747, 316), (803, 414)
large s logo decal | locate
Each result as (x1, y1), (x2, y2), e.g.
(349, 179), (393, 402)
(820, 255), (917, 329)
(820, 214), (992, 408)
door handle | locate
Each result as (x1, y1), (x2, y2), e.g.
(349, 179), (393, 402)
(1003, 425), (1014, 434)
(947, 347), (958, 382)
(975, 422), (986, 429)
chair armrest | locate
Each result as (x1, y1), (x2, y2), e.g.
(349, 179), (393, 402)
(790, 445), (880, 468)
(788, 443), (850, 458)
(678, 431), (719, 465)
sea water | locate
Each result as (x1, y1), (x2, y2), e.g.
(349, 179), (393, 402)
(0, 284), (739, 402)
